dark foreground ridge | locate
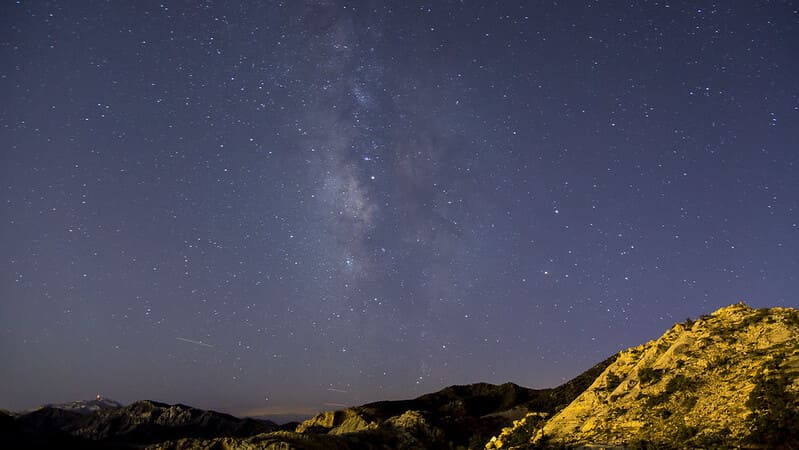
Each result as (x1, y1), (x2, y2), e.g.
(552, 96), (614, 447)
(0, 359), (612, 450)
(3, 304), (797, 449)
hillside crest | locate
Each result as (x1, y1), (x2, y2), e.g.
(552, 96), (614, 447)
(487, 303), (799, 449)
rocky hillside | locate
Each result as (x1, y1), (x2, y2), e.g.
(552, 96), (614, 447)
(487, 303), (799, 449)
(149, 359), (614, 450)
(5, 399), (278, 448)
(71, 400), (277, 442)
(9, 303), (796, 449)
(3, 362), (610, 450)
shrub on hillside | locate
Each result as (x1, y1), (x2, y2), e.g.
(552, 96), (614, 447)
(638, 368), (665, 385)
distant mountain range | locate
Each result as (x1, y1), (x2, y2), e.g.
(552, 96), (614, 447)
(1, 399), (280, 449)
(39, 398), (124, 415)
(2, 303), (797, 449)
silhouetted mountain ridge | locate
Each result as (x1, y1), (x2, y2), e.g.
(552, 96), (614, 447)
(6, 303), (796, 449)
(4, 399), (278, 449)
(41, 398), (123, 414)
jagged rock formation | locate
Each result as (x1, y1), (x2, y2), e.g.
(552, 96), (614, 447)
(487, 303), (799, 449)
(295, 408), (376, 434)
(148, 362), (614, 450)
(69, 399), (277, 442)
(5, 399), (278, 449)
(290, 360), (614, 448)
(2, 367), (609, 450)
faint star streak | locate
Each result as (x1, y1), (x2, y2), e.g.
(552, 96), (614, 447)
(176, 337), (214, 348)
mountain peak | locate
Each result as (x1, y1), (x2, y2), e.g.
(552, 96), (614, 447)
(709, 300), (755, 317)
(8, 305), (797, 449)
(40, 397), (123, 415)
(488, 304), (799, 448)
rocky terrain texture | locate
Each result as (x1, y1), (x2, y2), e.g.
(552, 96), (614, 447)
(0, 362), (610, 450)
(487, 303), (799, 449)
(148, 361), (612, 450)
(4, 303), (796, 449)
(1, 400), (278, 449)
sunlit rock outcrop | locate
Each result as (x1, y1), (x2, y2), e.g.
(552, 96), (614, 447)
(488, 303), (799, 448)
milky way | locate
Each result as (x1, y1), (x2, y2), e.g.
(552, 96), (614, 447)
(1, 1), (797, 417)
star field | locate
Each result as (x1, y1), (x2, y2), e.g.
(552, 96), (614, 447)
(1, 1), (798, 417)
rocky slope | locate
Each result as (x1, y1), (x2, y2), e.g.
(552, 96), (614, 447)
(6, 399), (278, 449)
(487, 303), (799, 449)
(70, 400), (277, 442)
(3, 364), (609, 450)
(149, 359), (614, 450)
(9, 303), (796, 449)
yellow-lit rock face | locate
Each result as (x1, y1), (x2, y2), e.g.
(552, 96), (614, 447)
(488, 303), (799, 448)
(485, 412), (548, 449)
(295, 409), (375, 434)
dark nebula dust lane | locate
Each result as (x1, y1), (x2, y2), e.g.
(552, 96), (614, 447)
(1, 1), (797, 416)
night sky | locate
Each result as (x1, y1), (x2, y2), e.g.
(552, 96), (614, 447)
(2, 1), (798, 418)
